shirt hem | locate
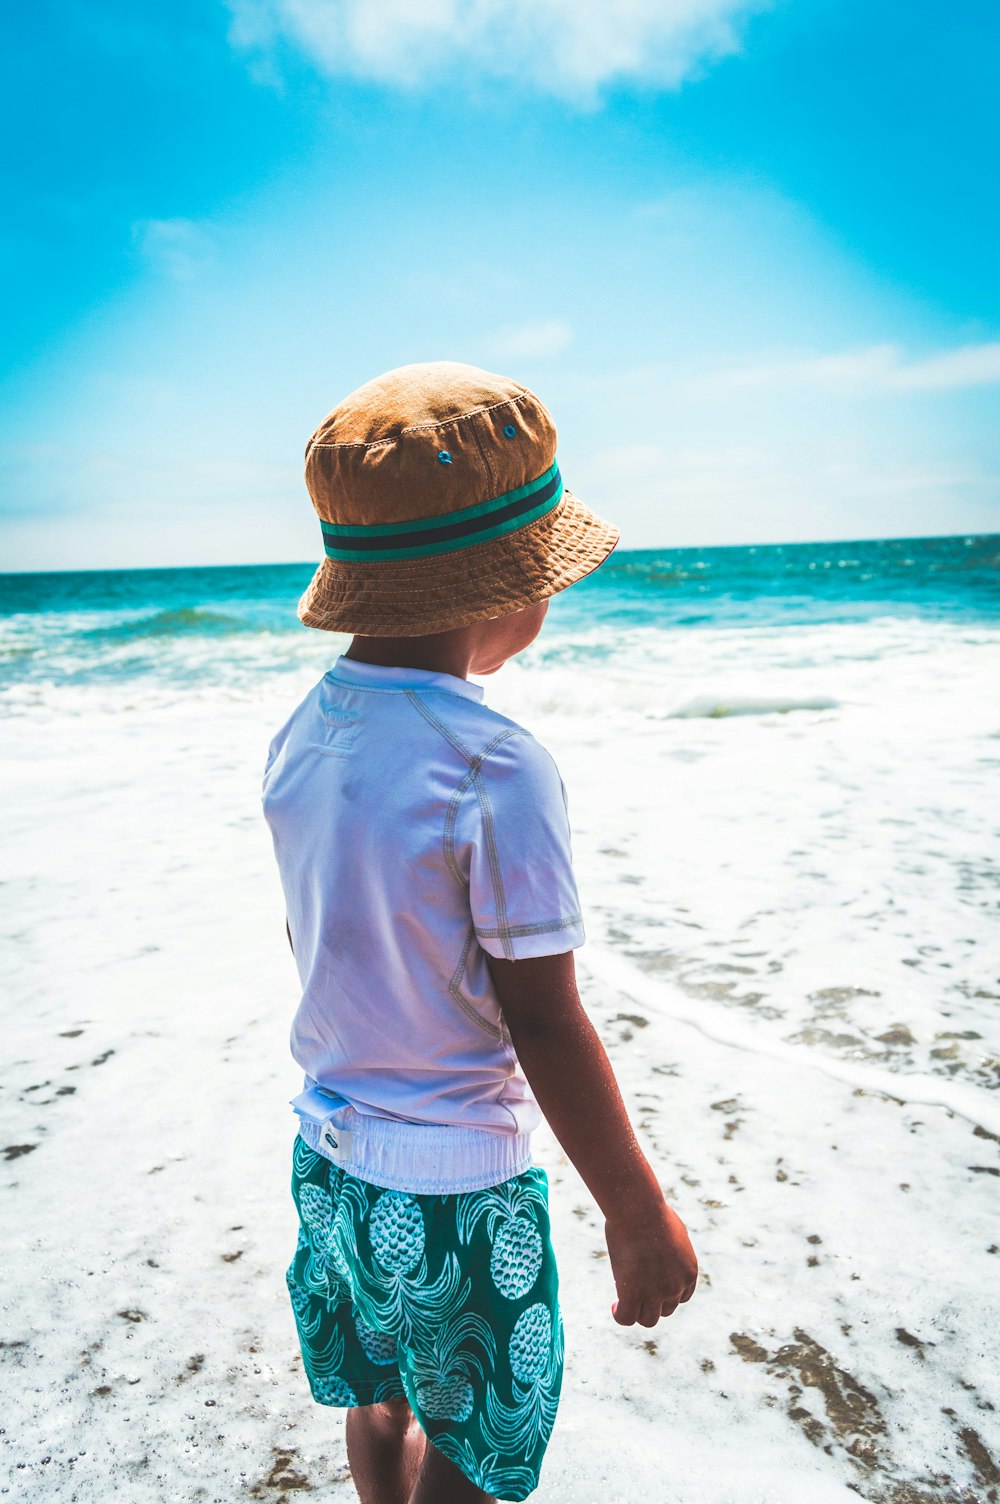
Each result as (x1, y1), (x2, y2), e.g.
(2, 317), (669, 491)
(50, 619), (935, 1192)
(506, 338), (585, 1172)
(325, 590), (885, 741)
(295, 1111), (534, 1194)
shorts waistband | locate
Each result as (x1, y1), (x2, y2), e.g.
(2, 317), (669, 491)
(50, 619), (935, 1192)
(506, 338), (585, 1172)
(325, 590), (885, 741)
(292, 1088), (533, 1194)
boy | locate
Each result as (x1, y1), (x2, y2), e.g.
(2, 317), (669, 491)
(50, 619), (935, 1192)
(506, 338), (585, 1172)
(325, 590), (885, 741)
(261, 362), (697, 1504)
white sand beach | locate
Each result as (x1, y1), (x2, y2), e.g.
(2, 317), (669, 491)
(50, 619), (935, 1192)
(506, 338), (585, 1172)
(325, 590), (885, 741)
(2, 605), (999, 1504)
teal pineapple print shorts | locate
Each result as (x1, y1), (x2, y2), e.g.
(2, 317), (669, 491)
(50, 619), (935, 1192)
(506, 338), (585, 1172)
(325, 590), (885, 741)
(286, 1134), (564, 1501)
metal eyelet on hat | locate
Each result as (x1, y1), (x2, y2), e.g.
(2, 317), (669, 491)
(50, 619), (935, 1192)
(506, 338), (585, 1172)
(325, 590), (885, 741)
(437, 450), (452, 464)
(503, 424), (516, 438)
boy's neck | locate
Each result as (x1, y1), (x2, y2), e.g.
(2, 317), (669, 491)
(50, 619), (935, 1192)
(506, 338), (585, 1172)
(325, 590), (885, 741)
(343, 635), (473, 680)
(342, 601), (547, 681)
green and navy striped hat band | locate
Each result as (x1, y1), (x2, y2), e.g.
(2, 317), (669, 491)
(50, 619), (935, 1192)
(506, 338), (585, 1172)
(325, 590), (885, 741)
(320, 459), (563, 563)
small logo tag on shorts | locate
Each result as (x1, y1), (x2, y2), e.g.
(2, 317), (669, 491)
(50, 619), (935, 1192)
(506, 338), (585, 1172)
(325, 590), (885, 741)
(320, 1122), (354, 1164)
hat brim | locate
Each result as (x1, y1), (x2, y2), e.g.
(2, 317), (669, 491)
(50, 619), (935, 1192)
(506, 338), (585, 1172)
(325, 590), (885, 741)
(296, 488), (620, 637)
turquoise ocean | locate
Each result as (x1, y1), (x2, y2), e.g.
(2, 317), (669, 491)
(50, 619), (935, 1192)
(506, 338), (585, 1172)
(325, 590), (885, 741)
(1, 532), (997, 699)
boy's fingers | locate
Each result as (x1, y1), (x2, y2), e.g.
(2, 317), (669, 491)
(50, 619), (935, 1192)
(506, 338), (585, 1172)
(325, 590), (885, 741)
(612, 1298), (639, 1326)
(614, 1294), (688, 1327)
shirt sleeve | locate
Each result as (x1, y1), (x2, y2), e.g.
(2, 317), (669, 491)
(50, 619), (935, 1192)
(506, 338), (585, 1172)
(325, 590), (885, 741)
(456, 730), (586, 961)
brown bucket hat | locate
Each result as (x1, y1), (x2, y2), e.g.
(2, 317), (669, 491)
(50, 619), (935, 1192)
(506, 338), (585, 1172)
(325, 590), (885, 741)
(297, 360), (619, 637)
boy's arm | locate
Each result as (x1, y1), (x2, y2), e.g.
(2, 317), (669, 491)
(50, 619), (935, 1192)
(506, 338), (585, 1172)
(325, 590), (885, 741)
(489, 949), (698, 1329)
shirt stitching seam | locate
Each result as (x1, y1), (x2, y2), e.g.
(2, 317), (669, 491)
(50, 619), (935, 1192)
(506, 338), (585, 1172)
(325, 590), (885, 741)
(473, 765), (513, 961)
(475, 913), (583, 939)
(444, 728), (525, 886)
(443, 764), (478, 886)
(403, 690), (476, 759)
(404, 694), (526, 964)
(393, 697), (540, 964)
(447, 928), (504, 1041)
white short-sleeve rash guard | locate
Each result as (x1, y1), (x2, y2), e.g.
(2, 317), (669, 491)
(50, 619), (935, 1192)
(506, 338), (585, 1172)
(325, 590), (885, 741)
(261, 655), (585, 1137)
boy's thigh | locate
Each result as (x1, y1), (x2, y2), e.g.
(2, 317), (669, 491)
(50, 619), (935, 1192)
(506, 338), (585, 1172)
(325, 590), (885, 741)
(347, 1394), (416, 1431)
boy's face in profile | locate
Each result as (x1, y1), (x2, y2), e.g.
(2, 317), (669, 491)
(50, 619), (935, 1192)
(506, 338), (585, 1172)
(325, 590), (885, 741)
(468, 599), (549, 675)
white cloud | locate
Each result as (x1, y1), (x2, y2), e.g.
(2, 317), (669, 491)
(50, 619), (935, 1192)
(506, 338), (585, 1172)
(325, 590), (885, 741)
(227, 0), (772, 101)
(131, 219), (215, 281)
(551, 337), (1000, 547)
(577, 439), (998, 549)
(689, 342), (1000, 397)
(486, 319), (573, 360)
(888, 343), (1000, 392)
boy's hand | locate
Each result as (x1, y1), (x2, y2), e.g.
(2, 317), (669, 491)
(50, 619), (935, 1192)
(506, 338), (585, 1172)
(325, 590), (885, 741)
(605, 1196), (698, 1327)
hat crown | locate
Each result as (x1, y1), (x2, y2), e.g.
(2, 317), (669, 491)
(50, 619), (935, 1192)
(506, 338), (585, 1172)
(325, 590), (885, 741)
(308, 361), (524, 446)
(304, 361), (557, 528)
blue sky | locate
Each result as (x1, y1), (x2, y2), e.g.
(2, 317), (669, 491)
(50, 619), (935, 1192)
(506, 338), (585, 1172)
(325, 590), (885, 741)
(2, 0), (998, 569)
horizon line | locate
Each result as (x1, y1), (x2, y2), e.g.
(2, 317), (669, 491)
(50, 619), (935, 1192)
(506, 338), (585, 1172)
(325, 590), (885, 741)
(0, 528), (995, 579)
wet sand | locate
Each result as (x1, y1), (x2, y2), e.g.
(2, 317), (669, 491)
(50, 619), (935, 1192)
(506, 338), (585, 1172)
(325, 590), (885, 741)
(2, 685), (998, 1503)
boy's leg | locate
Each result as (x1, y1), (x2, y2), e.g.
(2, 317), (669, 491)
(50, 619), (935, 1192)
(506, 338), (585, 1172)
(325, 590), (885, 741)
(408, 1437), (495, 1504)
(345, 1397), (426, 1504)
